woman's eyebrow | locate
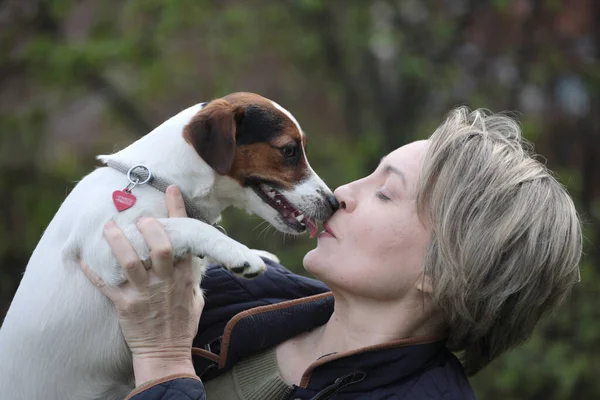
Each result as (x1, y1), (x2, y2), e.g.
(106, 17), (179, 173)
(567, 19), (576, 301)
(382, 164), (407, 188)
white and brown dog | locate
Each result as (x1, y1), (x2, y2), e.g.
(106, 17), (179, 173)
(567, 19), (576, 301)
(0, 92), (338, 399)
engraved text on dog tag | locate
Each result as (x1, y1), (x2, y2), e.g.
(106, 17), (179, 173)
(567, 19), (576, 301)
(112, 189), (136, 212)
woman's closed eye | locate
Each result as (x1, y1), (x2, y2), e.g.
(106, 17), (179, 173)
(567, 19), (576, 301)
(376, 190), (392, 201)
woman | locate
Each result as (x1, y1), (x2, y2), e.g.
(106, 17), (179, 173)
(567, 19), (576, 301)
(82, 107), (582, 399)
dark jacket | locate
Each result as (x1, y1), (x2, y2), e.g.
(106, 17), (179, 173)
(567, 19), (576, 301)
(128, 259), (477, 400)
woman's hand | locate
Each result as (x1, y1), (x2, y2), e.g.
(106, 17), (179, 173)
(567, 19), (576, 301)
(80, 185), (204, 386)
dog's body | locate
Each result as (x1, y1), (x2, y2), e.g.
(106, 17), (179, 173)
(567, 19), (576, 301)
(0, 93), (337, 399)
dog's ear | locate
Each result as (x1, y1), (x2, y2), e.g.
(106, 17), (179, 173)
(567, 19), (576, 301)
(183, 99), (245, 175)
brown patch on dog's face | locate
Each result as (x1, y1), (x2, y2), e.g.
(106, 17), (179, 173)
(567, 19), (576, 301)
(229, 141), (307, 190)
(184, 92), (309, 189)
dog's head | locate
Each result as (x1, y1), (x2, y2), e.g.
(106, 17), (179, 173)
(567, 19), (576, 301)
(183, 92), (338, 237)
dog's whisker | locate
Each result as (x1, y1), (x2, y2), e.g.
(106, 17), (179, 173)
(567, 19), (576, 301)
(259, 224), (271, 240)
(253, 220), (269, 232)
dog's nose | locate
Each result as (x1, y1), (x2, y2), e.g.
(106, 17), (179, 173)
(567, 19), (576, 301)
(325, 193), (339, 212)
(317, 189), (339, 216)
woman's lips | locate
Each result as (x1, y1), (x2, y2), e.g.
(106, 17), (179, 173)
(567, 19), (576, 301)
(321, 222), (336, 238)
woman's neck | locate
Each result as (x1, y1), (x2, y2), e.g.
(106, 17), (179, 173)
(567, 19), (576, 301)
(276, 291), (445, 386)
(308, 292), (445, 358)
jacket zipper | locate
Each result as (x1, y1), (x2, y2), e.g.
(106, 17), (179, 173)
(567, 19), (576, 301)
(307, 371), (366, 400)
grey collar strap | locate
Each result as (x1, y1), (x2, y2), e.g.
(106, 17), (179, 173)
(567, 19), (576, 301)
(104, 159), (212, 224)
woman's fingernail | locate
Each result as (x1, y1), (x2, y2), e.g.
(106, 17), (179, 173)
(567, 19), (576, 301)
(167, 185), (180, 196)
(104, 220), (115, 229)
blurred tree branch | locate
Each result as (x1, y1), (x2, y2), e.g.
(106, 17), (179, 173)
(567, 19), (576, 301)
(29, 0), (153, 135)
(292, 1), (366, 140)
(580, 0), (600, 270)
(370, 0), (476, 165)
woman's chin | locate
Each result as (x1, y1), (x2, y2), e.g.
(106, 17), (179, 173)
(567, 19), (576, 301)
(303, 249), (339, 281)
(303, 248), (324, 275)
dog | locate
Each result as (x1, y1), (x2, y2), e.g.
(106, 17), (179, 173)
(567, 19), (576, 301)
(0, 92), (338, 400)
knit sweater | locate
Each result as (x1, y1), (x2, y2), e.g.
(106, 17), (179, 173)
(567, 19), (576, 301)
(203, 347), (291, 399)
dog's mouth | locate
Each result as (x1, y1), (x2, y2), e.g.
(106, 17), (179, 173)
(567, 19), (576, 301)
(251, 182), (318, 237)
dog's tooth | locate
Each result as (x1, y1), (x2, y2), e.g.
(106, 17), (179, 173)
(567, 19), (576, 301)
(268, 191), (276, 198)
(295, 214), (305, 222)
(276, 200), (281, 204)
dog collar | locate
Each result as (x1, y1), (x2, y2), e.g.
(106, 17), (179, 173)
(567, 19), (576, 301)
(104, 159), (226, 234)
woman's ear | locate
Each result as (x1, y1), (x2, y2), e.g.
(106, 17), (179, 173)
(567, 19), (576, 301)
(416, 274), (433, 295)
(183, 99), (245, 175)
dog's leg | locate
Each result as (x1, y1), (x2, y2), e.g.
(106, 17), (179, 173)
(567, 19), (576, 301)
(157, 218), (267, 279)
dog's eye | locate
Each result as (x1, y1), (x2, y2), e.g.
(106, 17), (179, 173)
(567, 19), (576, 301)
(282, 146), (298, 158)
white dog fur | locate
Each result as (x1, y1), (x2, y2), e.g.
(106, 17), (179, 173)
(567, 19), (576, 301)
(0, 99), (334, 399)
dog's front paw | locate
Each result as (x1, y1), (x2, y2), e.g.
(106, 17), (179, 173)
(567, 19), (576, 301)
(159, 217), (267, 279)
(224, 250), (267, 279)
(213, 245), (267, 279)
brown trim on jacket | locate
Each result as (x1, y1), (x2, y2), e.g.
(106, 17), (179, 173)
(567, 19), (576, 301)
(192, 347), (220, 363)
(217, 292), (334, 369)
(298, 333), (446, 388)
(124, 373), (202, 400)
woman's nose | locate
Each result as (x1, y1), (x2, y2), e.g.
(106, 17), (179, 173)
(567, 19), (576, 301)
(333, 184), (356, 212)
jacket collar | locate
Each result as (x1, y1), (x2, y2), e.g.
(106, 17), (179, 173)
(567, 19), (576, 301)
(193, 292), (447, 391)
(299, 334), (446, 391)
(220, 293), (334, 370)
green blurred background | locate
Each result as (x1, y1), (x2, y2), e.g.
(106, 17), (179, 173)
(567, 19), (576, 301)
(0, 0), (598, 398)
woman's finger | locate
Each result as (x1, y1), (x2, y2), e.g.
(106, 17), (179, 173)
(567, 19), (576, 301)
(166, 185), (188, 218)
(166, 186), (194, 271)
(136, 218), (174, 278)
(79, 260), (119, 302)
(104, 221), (148, 289)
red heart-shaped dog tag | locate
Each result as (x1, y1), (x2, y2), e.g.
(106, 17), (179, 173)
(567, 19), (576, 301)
(112, 190), (137, 212)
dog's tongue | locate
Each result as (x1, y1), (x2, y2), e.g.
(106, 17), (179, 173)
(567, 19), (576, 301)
(306, 217), (318, 238)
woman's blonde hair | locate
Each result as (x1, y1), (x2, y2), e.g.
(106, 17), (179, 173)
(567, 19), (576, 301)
(417, 107), (582, 376)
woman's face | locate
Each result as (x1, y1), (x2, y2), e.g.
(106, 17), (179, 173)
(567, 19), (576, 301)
(303, 140), (431, 301)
